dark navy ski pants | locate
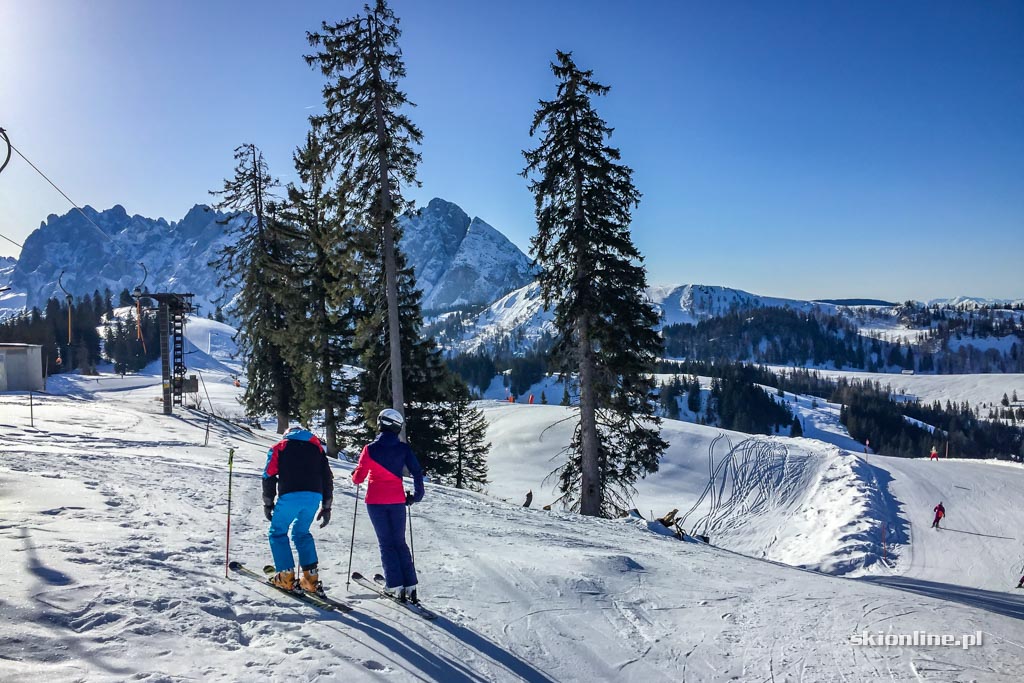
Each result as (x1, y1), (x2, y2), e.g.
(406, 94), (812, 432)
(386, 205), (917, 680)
(366, 503), (418, 589)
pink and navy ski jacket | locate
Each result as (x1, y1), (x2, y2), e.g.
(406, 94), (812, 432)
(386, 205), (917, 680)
(262, 429), (334, 508)
(352, 431), (424, 505)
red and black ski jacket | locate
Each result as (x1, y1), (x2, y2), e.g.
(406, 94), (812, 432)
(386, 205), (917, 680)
(262, 430), (334, 509)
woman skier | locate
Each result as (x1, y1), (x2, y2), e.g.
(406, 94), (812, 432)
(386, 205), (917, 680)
(352, 409), (425, 603)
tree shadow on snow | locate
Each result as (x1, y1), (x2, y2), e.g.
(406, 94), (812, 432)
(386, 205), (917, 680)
(430, 614), (559, 683)
(334, 595), (557, 682)
(337, 608), (488, 682)
(854, 459), (911, 565)
(21, 528), (72, 586)
(863, 575), (1024, 622)
(15, 527), (134, 676)
(938, 527), (1016, 541)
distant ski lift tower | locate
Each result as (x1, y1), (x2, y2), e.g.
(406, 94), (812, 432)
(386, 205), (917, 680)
(139, 290), (194, 415)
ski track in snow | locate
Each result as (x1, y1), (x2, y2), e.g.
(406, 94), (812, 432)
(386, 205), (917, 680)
(3, 372), (1024, 681)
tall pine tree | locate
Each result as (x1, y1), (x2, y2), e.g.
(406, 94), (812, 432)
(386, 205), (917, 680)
(523, 51), (667, 517)
(306, 0), (422, 435)
(210, 143), (300, 433)
(275, 129), (361, 456)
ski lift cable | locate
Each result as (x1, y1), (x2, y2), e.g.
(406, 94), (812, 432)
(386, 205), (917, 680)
(0, 126), (149, 316)
(0, 230), (23, 250)
(0, 127), (11, 176)
(3, 132), (114, 244)
(1, 128), (148, 281)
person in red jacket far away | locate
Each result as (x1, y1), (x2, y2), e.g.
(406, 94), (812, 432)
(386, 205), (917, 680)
(929, 446), (939, 460)
(932, 502), (945, 529)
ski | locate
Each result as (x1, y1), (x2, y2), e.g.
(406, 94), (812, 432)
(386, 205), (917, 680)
(350, 571), (438, 620)
(229, 561), (350, 613)
(259, 564), (354, 612)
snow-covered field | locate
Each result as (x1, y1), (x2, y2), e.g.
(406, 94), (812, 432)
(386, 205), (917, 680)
(769, 366), (1024, 411)
(4, 365), (1024, 681)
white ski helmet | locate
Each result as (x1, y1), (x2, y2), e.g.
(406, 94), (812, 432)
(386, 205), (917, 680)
(377, 408), (404, 434)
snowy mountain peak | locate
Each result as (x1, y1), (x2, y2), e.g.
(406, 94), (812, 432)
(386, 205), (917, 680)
(400, 198), (535, 311)
(3, 197), (534, 318)
(11, 204), (241, 315)
(648, 283), (844, 326)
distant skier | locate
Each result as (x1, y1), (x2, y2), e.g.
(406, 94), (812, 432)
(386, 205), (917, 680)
(263, 427), (334, 592)
(352, 409), (425, 604)
(929, 446), (939, 461)
(932, 501), (945, 529)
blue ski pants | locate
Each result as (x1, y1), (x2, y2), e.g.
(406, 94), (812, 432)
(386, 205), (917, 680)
(269, 491), (322, 571)
(366, 503), (418, 589)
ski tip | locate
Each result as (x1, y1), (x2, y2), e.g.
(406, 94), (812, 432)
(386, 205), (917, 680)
(228, 560), (243, 570)
(351, 571), (365, 580)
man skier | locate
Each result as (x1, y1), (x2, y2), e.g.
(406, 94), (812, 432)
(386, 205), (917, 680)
(263, 427), (334, 592)
(932, 501), (945, 529)
(929, 446), (939, 461)
(352, 409), (425, 603)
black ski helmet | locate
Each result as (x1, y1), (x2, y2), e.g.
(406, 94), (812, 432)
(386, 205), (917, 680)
(377, 408), (404, 434)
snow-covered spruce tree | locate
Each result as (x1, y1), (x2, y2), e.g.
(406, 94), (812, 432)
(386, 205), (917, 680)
(523, 51), (667, 517)
(306, 0), (421, 436)
(210, 143), (299, 433)
(437, 378), (491, 491)
(274, 129), (360, 456)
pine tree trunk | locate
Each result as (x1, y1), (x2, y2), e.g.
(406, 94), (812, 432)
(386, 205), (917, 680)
(574, 165), (601, 517)
(371, 29), (406, 439)
(319, 299), (337, 456)
(577, 314), (602, 516)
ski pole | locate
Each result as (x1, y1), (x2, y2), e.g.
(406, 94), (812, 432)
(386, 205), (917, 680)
(225, 447), (235, 578)
(408, 503), (416, 566)
(346, 484), (360, 591)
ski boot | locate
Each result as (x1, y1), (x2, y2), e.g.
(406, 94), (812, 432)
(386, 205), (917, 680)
(406, 585), (419, 605)
(269, 569), (296, 591)
(300, 566), (323, 594)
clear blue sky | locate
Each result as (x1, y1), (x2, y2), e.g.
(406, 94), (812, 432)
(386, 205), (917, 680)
(2, 0), (1021, 301)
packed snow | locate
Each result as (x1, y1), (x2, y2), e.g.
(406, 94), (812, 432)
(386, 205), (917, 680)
(4, 363), (1024, 681)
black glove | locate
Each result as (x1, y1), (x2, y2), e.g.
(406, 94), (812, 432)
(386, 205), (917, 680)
(405, 491), (415, 506)
(264, 504), (274, 521)
(317, 507), (332, 528)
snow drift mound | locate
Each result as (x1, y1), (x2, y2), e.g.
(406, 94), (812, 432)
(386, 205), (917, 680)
(481, 403), (899, 576)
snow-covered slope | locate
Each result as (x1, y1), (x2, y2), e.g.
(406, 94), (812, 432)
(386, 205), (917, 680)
(4, 376), (1024, 681)
(648, 283), (841, 326)
(0, 255), (26, 318)
(444, 282), (555, 355)
(771, 366), (1024, 413)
